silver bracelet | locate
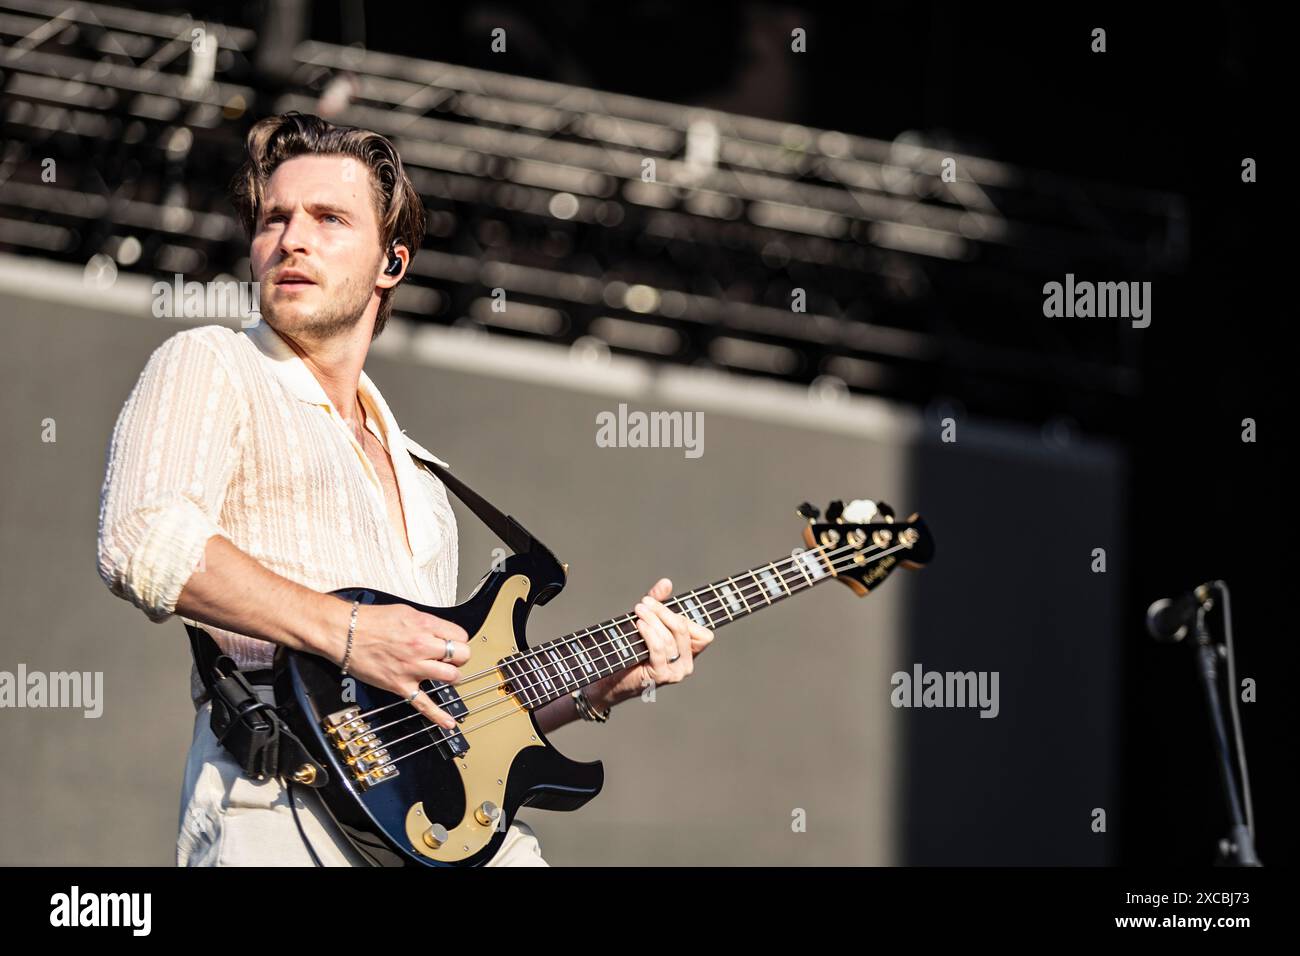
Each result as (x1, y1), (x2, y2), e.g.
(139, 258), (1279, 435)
(572, 688), (611, 723)
(339, 600), (360, 675)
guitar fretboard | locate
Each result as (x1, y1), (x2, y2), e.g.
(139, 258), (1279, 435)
(499, 545), (840, 711)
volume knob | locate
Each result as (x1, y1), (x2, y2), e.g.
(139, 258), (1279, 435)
(474, 801), (502, 827)
(422, 823), (450, 849)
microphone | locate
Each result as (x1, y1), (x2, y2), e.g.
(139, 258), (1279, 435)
(1146, 582), (1216, 642)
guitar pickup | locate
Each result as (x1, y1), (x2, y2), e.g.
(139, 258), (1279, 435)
(428, 684), (470, 758)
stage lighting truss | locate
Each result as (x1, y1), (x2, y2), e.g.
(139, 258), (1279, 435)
(0, 3), (1183, 433)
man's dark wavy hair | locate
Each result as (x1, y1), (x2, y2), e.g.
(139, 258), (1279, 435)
(230, 111), (424, 339)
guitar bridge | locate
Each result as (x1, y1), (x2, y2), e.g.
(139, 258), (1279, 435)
(323, 706), (399, 790)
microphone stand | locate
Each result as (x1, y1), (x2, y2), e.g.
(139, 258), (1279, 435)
(1188, 587), (1261, 866)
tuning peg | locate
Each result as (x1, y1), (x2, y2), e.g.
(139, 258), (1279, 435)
(825, 500), (845, 523)
(842, 499), (878, 523)
(795, 502), (821, 521)
(876, 501), (896, 523)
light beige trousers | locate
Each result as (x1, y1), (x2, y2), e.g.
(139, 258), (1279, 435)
(176, 685), (548, 867)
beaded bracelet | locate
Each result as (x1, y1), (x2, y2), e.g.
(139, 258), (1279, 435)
(340, 599), (360, 675)
(571, 688), (611, 723)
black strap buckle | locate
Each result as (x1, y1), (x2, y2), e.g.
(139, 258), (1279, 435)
(187, 627), (330, 788)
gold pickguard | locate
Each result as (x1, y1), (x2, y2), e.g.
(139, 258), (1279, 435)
(403, 574), (545, 862)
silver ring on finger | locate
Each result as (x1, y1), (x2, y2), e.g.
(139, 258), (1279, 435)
(408, 688), (421, 702)
(442, 639), (456, 661)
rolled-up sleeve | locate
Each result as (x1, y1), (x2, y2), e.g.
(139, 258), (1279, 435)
(97, 328), (248, 622)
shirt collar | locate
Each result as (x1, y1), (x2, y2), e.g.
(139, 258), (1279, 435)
(242, 318), (451, 566)
(243, 318), (334, 406)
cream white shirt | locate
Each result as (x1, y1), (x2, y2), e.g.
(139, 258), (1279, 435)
(96, 320), (460, 700)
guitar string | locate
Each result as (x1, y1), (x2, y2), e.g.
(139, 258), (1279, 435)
(345, 534), (878, 734)
(375, 542), (913, 770)
(341, 540), (914, 771)
(337, 540), (866, 767)
(344, 536), (893, 749)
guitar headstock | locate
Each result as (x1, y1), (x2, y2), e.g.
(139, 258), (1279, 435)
(796, 499), (934, 597)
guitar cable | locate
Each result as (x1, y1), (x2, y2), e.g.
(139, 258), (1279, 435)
(286, 779), (325, 867)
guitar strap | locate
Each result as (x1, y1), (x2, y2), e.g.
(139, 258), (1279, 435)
(408, 449), (538, 557)
(185, 447), (557, 789)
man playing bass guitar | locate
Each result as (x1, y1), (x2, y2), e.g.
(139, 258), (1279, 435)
(96, 112), (715, 866)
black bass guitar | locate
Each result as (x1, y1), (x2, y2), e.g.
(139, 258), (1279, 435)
(254, 498), (932, 865)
